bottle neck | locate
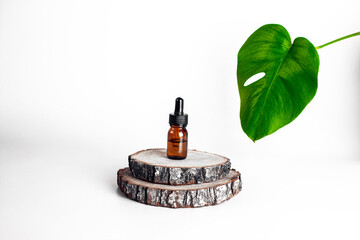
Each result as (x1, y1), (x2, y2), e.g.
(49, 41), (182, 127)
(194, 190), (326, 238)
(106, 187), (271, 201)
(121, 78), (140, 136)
(170, 124), (186, 128)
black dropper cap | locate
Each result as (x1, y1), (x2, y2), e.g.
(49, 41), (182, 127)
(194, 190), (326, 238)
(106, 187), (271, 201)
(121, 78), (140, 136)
(169, 97), (188, 127)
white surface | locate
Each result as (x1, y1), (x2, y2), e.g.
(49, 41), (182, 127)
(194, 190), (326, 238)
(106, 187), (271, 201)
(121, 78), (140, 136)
(0, 0), (359, 240)
(131, 148), (228, 167)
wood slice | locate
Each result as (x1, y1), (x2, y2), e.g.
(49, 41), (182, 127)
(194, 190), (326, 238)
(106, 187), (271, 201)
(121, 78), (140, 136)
(128, 148), (231, 185)
(117, 168), (242, 208)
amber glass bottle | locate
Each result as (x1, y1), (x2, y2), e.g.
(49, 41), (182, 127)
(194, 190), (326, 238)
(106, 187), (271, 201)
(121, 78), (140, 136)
(167, 97), (188, 160)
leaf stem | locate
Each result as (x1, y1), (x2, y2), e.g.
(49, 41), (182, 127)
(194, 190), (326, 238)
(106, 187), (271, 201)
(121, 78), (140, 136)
(316, 31), (360, 49)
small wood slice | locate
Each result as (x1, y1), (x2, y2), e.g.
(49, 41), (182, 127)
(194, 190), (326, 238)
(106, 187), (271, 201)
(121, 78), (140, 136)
(128, 148), (231, 185)
(117, 168), (242, 208)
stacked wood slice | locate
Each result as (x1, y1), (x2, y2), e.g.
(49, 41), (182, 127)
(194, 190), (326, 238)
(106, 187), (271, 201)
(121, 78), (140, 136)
(117, 148), (242, 208)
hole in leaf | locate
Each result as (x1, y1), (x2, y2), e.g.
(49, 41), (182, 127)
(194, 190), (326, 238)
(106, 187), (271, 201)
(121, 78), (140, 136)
(244, 72), (265, 87)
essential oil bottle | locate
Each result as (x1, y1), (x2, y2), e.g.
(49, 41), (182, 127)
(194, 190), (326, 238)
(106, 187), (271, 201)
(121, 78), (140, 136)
(167, 97), (188, 160)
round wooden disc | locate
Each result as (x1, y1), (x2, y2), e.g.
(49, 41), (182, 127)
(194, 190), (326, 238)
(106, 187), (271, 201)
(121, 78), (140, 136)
(117, 168), (242, 208)
(128, 148), (231, 185)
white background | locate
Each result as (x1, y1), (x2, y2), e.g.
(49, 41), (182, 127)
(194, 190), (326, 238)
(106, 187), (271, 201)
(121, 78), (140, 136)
(1, 0), (359, 239)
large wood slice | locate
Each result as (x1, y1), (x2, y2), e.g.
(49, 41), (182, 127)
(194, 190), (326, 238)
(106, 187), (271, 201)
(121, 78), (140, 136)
(128, 148), (231, 185)
(117, 168), (241, 208)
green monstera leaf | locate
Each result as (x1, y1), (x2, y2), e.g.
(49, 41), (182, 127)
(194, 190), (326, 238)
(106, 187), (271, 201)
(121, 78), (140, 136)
(237, 24), (320, 141)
